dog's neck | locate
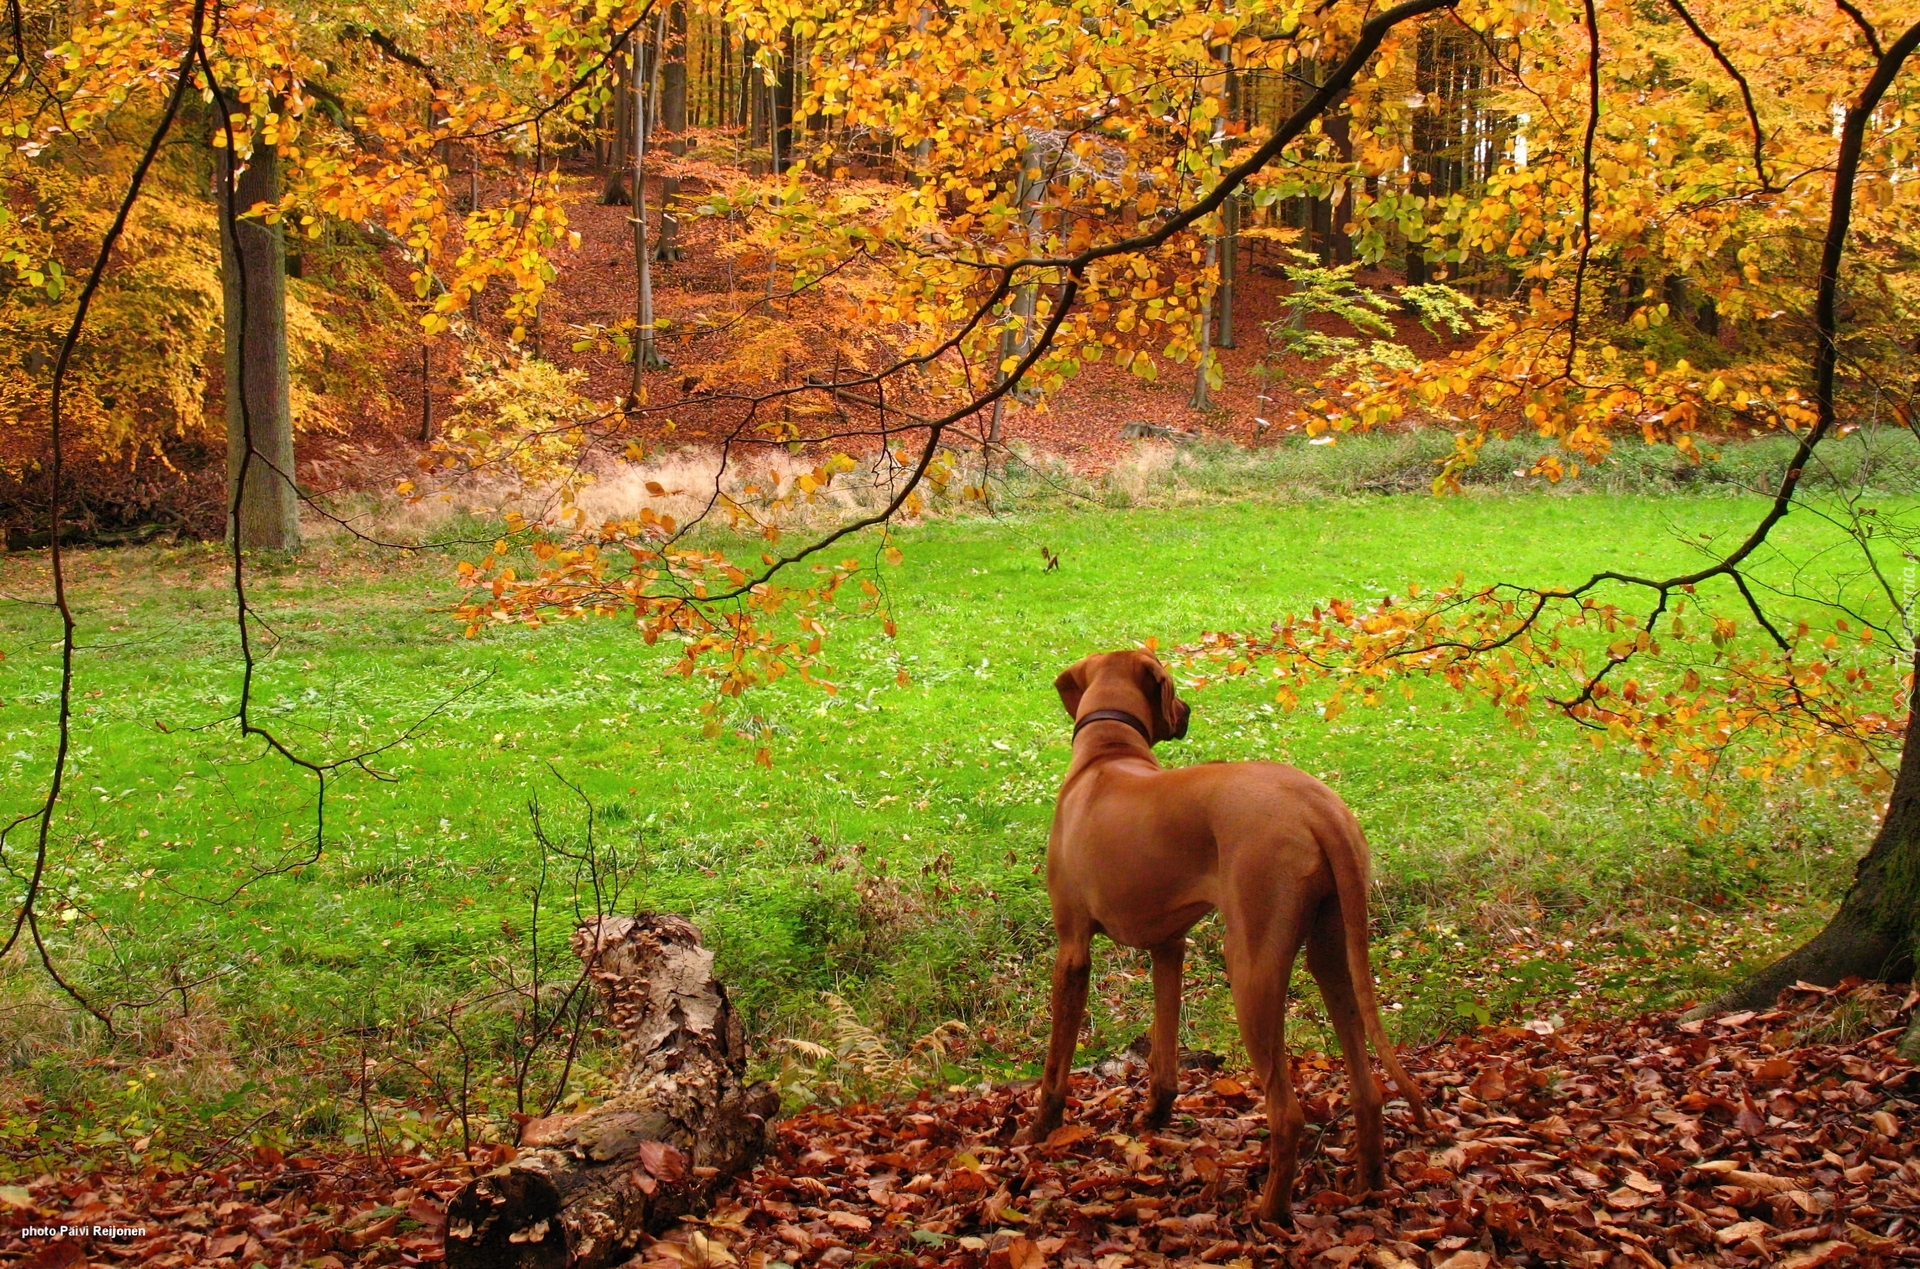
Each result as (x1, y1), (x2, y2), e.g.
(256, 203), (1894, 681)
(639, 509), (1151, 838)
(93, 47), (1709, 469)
(1072, 708), (1154, 747)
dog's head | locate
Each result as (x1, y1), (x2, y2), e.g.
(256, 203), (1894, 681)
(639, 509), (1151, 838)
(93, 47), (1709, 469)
(1054, 650), (1190, 744)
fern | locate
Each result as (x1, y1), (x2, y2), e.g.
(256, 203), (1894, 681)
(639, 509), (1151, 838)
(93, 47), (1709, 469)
(775, 993), (968, 1103)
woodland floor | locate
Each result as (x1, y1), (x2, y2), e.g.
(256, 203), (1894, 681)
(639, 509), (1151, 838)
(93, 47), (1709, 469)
(2, 983), (1915, 1269)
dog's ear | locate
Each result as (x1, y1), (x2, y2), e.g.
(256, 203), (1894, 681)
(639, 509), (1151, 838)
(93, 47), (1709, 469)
(1055, 661), (1088, 720)
(1137, 654), (1182, 742)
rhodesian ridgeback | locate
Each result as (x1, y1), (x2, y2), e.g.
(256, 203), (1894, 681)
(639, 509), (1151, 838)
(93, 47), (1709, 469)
(1028, 650), (1429, 1223)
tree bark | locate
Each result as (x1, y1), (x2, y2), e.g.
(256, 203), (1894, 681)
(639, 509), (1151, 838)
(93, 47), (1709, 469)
(1190, 64), (1227, 413)
(655, 1), (688, 263)
(218, 134), (300, 552)
(1691, 646), (1920, 1057)
(445, 914), (778, 1269)
(1216, 46), (1238, 350)
(631, 28), (669, 393)
(772, 30), (795, 175)
(1325, 99), (1354, 266)
(746, 39), (767, 172)
(602, 47), (633, 206)
(989, 144), (1044, 446)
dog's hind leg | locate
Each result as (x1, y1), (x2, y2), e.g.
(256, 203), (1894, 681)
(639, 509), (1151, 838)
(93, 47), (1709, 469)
(1140, 935), (1186, 1129)
(1225, 919), (1307, 1227)
(1028, 928), (1092, 1142)
(1307, 899), (1387, 1197)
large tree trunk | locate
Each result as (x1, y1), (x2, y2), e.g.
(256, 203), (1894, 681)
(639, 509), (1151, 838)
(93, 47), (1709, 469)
(218, 134), (300, 552)
(445, 915), (778, 1269)
(655, 1), (688, 263)
(1692, 646), (1920, 1057)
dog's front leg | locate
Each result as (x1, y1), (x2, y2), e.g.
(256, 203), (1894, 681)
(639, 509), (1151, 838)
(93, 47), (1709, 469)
(1141, 936), (1185, 1129)
(1028, 936), (1091, 1142)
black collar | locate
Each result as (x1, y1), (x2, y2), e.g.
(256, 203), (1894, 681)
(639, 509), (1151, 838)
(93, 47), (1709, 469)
(1072, 708), (1154, 746)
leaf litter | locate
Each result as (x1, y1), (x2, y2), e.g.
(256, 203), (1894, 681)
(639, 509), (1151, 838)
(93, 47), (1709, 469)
(2, 982), (1914, 1268)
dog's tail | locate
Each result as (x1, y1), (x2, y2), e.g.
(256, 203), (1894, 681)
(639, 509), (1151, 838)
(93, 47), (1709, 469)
(1324, 813), (1432, 1130)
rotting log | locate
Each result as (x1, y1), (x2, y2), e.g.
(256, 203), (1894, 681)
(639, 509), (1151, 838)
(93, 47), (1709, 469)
(445, 914), (778, 1269)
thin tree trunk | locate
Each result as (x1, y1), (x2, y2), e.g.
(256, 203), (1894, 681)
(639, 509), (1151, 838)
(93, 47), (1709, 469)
(1218, 193), (1238, 348)
(631, 31), (668, 397)
(1190, 61), (1227, 412)
(1692, 645), (1920, 1057)
(420, 340), (434, 443)
(656, 0), (687, 262)
(989, 143), (1044, 447)
(907, 6), (932, 185)
(738, 37), (755, 134)
(218, 131), (300, 552)
(718, 22), (730, 133)
(1217, 48), (1239, 349)
(468, 148), (483, 326)
(747, 39), (767, 172)
(1188, 233), (1216, 412)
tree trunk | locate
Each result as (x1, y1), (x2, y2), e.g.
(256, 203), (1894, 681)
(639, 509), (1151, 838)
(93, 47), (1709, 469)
(1190, 71), (1227, 412)
(746, 39), (767, 172)
(469, 148), (484, 326)
(1218, 192), (1237, 349)
(444, 915), (778, 1269)
(1188, 236), (1216, 412)
(1217, 50), (1238, 350)
(1326, 100), (1354, 266)
(218, 134), (300, 552)
(1691, 645), (1920, 1057)
(630, 30), (669, 395)
(420, 341), (434, 443)
(602, 46), (632, 206)
(988, 144), (1044, 447)
(655, 1), (687, 263)
(773, 30), (795, 175)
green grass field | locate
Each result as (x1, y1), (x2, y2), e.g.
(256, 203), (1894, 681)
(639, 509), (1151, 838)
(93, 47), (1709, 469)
(0, 436), (1905, 1151)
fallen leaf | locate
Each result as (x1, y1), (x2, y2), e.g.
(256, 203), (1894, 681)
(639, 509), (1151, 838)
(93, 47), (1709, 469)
(1713, 1220), (1772, 1247)
(1435, 1253), (1491, 1269)
(1466, 1066), (1508, 1101)
(1780, 1241), (1854, 1269)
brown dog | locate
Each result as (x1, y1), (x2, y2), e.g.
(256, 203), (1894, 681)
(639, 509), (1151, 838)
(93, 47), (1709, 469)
(1029, 650), (1429, 1223)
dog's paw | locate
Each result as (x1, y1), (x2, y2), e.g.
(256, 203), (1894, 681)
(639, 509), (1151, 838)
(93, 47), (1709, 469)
(1136, 1089), (1176, 1131)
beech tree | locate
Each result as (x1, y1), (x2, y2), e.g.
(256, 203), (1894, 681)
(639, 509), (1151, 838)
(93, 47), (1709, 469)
(217, 126), (300, 552)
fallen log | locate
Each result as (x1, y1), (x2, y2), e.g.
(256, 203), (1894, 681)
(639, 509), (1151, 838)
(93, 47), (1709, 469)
(445, 914), (778, 1269)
